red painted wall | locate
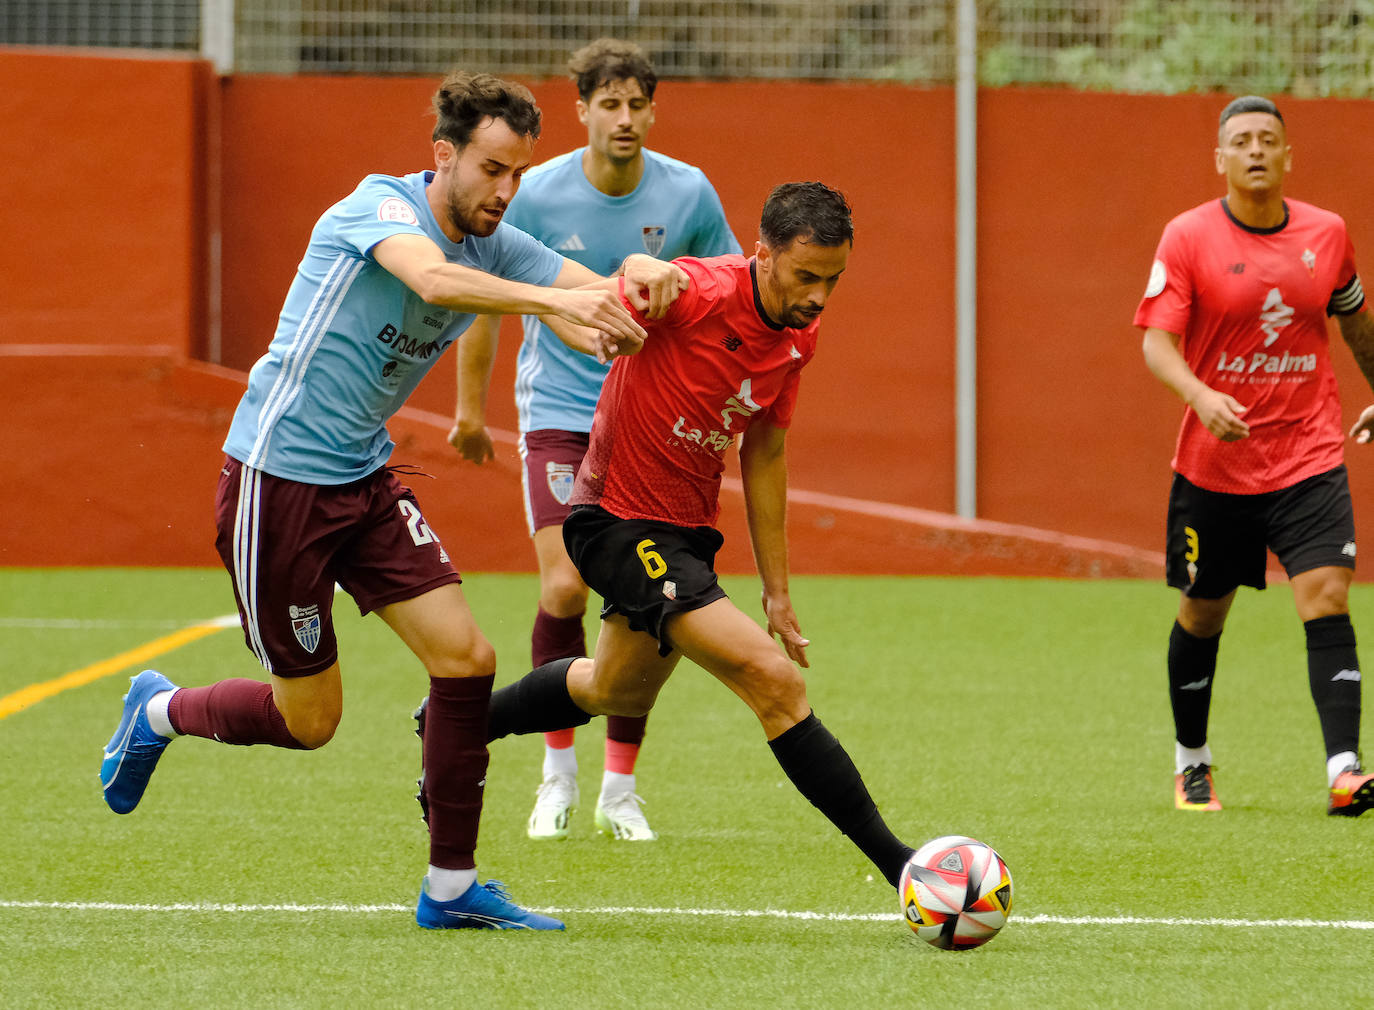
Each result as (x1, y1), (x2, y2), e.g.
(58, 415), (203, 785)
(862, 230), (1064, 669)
(215, 77), (958, 521)
(5, 49), (1374, 570)
(975, 89), (1374, 550)
(0, 48), (208, 351)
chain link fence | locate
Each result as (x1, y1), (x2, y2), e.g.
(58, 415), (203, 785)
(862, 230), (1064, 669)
(4, 0), (1372, 96)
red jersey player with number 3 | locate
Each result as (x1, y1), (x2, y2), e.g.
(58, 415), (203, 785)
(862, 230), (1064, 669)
(480, 182), (919, 891)
(1136, 95), (1374, 817)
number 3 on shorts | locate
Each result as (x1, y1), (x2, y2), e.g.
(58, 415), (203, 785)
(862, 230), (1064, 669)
(636, 538), (668, 578)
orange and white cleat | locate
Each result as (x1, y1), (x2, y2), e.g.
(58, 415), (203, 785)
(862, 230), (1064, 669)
(1174, 763), (1222, 811)
(1327, 766), (1374, 817)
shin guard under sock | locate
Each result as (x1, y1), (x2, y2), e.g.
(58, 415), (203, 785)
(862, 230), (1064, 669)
(1168, 621), (1220, 749)
(167, 679), (306, 749)
(532, 608), (588, 749)
(768, 712), (913, 886)
(423, 674), (494, 871)
(531, 608), (586, 668)
(1305, 614), (1362, 758)
(488, 659), (593, 742)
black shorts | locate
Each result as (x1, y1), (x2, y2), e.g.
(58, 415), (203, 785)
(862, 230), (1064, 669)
(1166, 465), (1356, 598)
(563, 504), (728, 656)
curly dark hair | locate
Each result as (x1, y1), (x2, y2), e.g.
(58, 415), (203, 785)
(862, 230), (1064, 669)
(431, 71), (541, 148)
(760, 182), (854, 249)
(567, 38), (658, 101)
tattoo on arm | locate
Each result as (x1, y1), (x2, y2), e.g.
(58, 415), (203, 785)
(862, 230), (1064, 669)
(1338, 309), (1374, 393)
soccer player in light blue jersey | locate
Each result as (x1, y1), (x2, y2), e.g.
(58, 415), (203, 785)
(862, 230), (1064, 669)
(97, 71), (685, 932)
(448, 40), (741, 842)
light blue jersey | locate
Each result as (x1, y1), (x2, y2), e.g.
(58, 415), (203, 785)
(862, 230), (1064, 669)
(224, 171), (563, 484)
(503, 148), (741, 434)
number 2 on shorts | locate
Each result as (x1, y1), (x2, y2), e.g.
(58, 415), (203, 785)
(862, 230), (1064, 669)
(398, 500), (436, 546)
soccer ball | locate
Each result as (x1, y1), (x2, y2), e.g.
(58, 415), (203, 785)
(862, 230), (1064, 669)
(898, 835), (1013, 950)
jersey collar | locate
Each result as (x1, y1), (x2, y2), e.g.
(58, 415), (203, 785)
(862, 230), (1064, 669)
(1220, 197), (1289, 235)
(749, 259), (788, 331)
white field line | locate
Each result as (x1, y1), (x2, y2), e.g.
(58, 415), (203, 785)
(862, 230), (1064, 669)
(0, 900), (1370, 930)
(0, 617), (236, 631)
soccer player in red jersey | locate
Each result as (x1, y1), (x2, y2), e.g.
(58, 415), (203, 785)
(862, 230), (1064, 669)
(476, 182), (918, 888)
(1136, 95), (1374, 816)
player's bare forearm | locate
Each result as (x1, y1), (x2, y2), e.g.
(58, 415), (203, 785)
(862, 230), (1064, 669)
(377, 235), (567, 314)
(1142, 326), (1249, 440)
(451, 314), (499, 464)
(537, 312), (641, 363)
(375, 235), (643, 342)
(1338, 308), (1374, 394)
(739, 424), (792, 602)
(1141, 327), (1206, 405)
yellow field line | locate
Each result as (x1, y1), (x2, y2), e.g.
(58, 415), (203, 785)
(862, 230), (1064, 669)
(0, 618), (235, 721)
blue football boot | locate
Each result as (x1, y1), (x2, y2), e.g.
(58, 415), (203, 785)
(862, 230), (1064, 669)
(416, 878), (565, 931)
(100, 670), (177, 814)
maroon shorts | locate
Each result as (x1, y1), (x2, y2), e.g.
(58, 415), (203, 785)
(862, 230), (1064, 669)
(520, 429), (590, 534)
(213, 456), (461, 677)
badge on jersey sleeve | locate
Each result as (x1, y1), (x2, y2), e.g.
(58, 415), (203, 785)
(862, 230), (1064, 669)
(546, 461), (576, 505)
(378, 197), (419, 226)
(642, 226), (667, 257)
(1145, 259), (1167, 298)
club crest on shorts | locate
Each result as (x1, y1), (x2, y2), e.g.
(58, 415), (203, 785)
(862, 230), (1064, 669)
(662, 580), (677, 600)
(289, 603), (322, 654)
(545, 461), (576, 505)
(641, 226), (666, 257)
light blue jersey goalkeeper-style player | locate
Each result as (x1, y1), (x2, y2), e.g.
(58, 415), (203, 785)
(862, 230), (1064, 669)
(224, 170), (563, 485)
(504, 147), (741, 435)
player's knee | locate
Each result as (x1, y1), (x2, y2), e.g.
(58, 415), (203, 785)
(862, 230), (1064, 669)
(283, 705), (341, 750)
(1177, 599), (1229, 638)
(580, 676), (656, 718)
(427, 635), (497, 681)
(541, 572), (589, 616)
(739, 654), (809, 726)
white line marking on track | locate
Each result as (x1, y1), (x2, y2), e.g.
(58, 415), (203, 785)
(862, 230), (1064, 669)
(0, 901), (1369, 929)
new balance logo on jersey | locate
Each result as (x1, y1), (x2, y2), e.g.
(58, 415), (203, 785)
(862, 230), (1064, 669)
(1259, 287), (1294, 346)
(1228, 263), (1245, 274)
(720, 334), (743, 352)
(1332, 669), (1362, 683)
(1179, 677), (1212, 692)
(559, 234), (587, 251)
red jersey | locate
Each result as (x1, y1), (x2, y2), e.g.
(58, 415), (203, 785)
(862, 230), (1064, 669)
(572, 255), (818, 526)
(1134, 198), (1364, 494)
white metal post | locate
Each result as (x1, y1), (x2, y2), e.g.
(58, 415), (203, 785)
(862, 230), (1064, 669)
(954, 0), (978, 518)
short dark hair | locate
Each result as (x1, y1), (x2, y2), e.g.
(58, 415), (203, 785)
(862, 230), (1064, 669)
(1218, 95), (1284, 136)
(568, 38), (658, 101)
(431, 71), (541, 148)
(759, 182), (853, 249)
